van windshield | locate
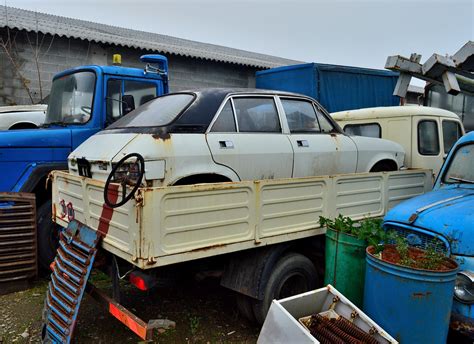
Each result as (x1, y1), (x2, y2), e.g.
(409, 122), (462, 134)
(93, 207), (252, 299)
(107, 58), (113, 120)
(107, 94), (194, 128)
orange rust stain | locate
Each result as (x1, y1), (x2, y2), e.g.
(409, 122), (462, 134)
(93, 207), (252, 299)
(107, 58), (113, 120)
(188, 243), (228, 253)
(152, 132), (171, 141)
(412, 291), (432, 299)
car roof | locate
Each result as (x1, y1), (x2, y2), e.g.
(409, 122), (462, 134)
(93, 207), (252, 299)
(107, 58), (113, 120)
(179, 87), (308, 98)
(331, 106), (461, 121)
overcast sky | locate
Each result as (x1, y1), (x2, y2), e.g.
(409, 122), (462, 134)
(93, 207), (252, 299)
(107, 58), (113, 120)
(4, 0), (474, 80)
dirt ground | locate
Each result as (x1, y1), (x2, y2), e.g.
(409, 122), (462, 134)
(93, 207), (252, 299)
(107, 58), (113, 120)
(0, 273), (260, 344)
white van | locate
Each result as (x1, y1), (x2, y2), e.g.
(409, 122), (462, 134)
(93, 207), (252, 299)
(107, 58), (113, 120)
(331, 106), (465, 176)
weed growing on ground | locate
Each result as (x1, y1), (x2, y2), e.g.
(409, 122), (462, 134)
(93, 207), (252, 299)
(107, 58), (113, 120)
(189, 315), (200, 336)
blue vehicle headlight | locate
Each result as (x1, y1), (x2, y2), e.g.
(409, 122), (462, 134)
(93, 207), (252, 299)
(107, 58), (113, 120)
(454, 271), (474, 303)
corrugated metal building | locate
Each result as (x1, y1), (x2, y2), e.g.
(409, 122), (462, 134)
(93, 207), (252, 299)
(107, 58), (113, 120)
(0, 6), (302, 105)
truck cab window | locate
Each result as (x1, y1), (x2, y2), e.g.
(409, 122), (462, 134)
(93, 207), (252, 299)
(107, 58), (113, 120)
(442, 121), (463, 154)
(281, 98), (321, 132)
(418, 120), (440, 155)
(233, 97), (281, 133)
(211, 100), (236, 132)
(106, 79), (157, 126)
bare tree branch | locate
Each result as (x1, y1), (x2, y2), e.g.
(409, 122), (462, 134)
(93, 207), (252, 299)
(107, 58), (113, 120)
(0, 36), (35, 103)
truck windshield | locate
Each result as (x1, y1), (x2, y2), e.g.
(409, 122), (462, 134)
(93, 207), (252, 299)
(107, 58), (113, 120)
(444, 143), (474, 184)
(45, 71), (96, 125)
(107, 93), (194, 129)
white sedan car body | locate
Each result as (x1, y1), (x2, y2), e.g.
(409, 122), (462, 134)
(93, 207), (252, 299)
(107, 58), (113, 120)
(0, 104), (47, 130)
(69, 89), (405, 186)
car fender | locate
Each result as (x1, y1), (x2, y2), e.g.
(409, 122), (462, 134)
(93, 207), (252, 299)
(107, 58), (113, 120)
(0, 108), (46, 130)
(364, 153), (400, 171)
(350, 135), (405, 172)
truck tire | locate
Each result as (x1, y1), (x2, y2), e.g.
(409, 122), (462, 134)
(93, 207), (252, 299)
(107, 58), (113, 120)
(252, 252), (318, 325)
(37, 200), (60, 271)
(236, 293), (257, 323)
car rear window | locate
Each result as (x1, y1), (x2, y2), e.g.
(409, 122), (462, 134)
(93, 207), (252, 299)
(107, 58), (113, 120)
(107, 93), (194, 128)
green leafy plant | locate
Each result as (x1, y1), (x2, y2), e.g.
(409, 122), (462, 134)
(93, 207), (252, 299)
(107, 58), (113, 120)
(394, 236), (414, 267)
(319, 214), (356, 235)
(391, 236), (446, 270)
(189, 315), (200, 336)
(319, 215), (394, 252)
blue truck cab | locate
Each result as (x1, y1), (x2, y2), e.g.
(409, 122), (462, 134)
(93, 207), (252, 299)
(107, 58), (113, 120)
(0, 54), (169, 267)
(383, 130), (474, 336)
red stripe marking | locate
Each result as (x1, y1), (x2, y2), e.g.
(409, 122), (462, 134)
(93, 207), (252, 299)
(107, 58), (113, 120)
(97, 183), (120, 236)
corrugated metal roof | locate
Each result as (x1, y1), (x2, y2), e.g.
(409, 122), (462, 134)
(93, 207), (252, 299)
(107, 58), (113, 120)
(0, 6), (303, 68)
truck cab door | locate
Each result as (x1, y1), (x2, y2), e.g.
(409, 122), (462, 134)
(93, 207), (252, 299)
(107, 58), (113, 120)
(206, 96), (293, 181)
(279, 97), (357, 177)
(104, 77), (159, 127)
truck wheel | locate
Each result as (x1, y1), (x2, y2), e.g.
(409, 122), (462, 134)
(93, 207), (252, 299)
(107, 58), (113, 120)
(37, 200), (60, 271)
(252, 253), (318, 325)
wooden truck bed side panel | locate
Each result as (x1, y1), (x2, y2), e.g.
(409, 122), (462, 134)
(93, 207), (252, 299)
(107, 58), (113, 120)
(52, 170), (431, 269)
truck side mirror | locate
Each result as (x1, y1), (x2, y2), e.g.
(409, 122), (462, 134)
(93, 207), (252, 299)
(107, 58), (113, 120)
(122, 95), (135, 115)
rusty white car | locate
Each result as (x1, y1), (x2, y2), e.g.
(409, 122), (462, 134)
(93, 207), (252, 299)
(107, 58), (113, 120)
(0, 103), (47, 130)
(68, 89), (405, 207)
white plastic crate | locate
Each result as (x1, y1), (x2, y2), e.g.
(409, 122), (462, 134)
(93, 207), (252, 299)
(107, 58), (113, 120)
(257, 285), (398, 344)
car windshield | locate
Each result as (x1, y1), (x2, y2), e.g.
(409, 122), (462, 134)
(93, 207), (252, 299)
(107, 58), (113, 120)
(107, 93), (194, 129)
(443, 143), (474, 184)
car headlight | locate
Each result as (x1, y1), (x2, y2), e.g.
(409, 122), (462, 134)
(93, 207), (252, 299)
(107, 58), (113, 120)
(454, 271), (474, 303)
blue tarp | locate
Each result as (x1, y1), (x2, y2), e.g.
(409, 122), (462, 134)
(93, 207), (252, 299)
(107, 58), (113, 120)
(256, 63), (400, 112)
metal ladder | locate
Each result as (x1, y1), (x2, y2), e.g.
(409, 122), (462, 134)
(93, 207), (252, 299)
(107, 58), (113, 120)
(42, 221), (101, 344)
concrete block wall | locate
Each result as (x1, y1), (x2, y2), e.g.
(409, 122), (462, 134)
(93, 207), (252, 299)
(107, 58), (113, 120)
(0, 28), (260, 106)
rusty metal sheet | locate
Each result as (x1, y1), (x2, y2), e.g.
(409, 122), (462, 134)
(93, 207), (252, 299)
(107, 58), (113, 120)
(0, 192), (37, 292)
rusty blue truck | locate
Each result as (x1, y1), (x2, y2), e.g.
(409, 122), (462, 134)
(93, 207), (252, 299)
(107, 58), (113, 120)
(383, 130), (474, 338)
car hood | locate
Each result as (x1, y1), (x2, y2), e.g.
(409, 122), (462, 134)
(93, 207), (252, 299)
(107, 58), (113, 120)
(69, 132), (139, 161)
(384, 185), (474, 255)
(0, 127), (71, 148)
(0, 104), (47, 114)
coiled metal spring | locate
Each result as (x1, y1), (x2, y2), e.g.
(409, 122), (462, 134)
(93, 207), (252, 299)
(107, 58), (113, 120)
(307, 314), (380, 344)
(336, 317), (379, 344)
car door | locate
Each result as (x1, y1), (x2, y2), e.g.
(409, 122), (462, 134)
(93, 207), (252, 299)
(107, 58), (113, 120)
(206, 96), (293, 181)
(279, 97), (357, 177)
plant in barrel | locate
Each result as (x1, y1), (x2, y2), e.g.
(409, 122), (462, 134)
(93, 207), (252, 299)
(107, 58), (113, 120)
(320, 215), (393, 307)
(364, 236), (459, 343)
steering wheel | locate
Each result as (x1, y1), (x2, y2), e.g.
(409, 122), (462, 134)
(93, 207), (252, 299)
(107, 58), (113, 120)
(80, 106), (92, 115)
(104, 153), (145, 208)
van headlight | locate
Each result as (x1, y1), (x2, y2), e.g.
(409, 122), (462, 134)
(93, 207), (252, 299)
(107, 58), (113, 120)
(454, 271), (474, 303)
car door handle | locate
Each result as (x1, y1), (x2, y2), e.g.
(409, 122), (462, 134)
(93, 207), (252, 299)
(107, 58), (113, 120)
(297, 140), (309, 147)
(219, 140), (234, 149)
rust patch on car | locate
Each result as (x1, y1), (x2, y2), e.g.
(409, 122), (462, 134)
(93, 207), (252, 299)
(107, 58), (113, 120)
(412, 291), (432, 298)
(188, 243), (228, 253)
(152, 132), (171, 141)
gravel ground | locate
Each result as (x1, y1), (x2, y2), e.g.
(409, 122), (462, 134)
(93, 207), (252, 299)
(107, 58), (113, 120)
(0, 273), (260, 344)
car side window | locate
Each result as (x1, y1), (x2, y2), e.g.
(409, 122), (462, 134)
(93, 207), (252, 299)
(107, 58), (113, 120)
(315, 107), (335, 133)
(344, 123), (381, 138)
(233, 97), (281, 133)
(211, 100), (236, 132)
(418, 120), (440, 155)
(281, 98), (321, 132)
(442, 120), (463, 154)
